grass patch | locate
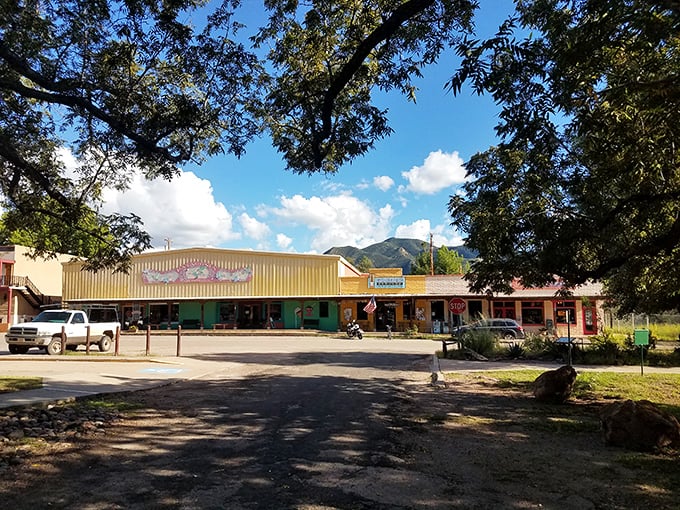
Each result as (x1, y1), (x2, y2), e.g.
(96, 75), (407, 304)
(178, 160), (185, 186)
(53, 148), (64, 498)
(445, 370), (680, 406)
(80, 396), (145, 412)
(0, 376), (42, 393)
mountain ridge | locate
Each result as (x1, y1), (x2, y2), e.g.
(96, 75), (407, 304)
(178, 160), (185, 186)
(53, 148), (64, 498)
(324, 237), (476, 274)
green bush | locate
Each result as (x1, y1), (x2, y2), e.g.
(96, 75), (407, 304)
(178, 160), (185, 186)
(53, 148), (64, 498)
(462, 330), (498, 358)
(403, 323), (419, 338)
(523, 333), (552, 356)
(522, 333), (569, 360)
(578, 331), (622, 364)
(506, 342), (526, 359)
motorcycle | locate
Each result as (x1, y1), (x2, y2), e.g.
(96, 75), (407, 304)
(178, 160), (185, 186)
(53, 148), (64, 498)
(346, 319), (364, 339)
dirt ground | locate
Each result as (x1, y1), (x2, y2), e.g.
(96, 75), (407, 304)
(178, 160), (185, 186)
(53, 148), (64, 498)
(0, 357), (678, 509)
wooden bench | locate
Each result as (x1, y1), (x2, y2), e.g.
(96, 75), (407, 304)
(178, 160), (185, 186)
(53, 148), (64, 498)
(301, 318), (319, 329)
(181, 319), (202, 329)
(441, 338), (460, 356)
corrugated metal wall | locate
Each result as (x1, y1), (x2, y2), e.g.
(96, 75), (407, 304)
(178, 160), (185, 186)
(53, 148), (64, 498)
(62, 248), (342, 301)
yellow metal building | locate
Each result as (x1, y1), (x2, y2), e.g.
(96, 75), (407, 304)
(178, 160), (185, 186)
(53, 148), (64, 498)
(60, 246), (604, 336)
(63, 247), (361, 331)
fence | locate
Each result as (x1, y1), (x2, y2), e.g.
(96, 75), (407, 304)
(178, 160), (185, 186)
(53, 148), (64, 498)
(604, 313), (680, 341)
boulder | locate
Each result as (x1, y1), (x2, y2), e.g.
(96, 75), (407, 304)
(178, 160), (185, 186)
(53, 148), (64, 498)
(600, 399), (680, 451)
(532, 365), (577, 403)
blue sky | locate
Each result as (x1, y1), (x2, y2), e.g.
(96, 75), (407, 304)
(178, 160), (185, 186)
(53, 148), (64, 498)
(100, 1), (514, 254)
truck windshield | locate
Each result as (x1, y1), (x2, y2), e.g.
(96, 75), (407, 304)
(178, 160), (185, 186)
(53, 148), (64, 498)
(32, 311), (71, 323)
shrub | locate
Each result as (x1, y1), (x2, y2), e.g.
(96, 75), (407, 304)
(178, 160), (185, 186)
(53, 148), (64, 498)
(403, 323), (419, 338)
(462, 330), (498, 358)
(582, 330), (624, 364)
(523, 333), (551, 356)
(506, 342), (526, 359)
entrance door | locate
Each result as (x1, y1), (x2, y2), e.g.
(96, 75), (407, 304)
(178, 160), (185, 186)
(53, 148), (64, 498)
(239, 303), (261, 328)
(375, 302), (396, 331)
(583, 306), (598, 335)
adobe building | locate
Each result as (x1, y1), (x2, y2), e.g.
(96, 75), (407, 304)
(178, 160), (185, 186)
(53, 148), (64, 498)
(0, 245), (69, 330)
(61, 246), (604, 338)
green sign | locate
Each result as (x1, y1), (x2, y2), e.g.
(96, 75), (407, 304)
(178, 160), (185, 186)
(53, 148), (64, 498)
(634, 329), (650, 346)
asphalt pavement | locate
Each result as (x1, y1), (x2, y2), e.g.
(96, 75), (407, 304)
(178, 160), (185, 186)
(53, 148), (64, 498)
(0, 333), (439, 408)
(2, 332), (679, 409)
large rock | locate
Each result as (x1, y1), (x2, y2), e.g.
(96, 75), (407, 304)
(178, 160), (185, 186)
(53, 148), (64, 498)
(532, 365), (577, 403)
(600, 399), (680, 451)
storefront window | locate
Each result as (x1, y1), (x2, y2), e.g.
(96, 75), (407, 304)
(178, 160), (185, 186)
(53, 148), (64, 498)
(403, 300), (413, 320)
(219, 303), (237, 322)
(267, 303), (282, 321)
(468, 300), (483, 320)
(521, 301), (544, 325)
(492, 301), (515, 319)
(555, 301), (577, 324)
(319, 301), (329, 318)
(357, 302), (368, 320)
(148, 303), (179, 324)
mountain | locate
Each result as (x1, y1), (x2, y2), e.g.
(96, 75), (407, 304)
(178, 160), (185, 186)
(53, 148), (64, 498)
(324, 237), (476, 274)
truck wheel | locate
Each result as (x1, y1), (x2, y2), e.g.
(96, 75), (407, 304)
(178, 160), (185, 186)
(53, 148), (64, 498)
(98, 335), (112, 352)
(8, 345), (28, 354)
(46, 337), (62, 355)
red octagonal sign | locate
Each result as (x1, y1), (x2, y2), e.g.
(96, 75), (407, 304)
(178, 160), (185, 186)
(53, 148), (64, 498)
(449, 298), (467, 314)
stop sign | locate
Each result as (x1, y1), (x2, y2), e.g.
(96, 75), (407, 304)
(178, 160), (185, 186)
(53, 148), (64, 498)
(449, 298), (467, 314)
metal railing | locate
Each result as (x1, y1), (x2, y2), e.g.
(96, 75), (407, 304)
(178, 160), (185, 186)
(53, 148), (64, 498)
(0, 275), (47, 307)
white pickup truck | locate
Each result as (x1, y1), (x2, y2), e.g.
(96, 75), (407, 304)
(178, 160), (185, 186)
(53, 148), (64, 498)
(5, 309), (120, 355)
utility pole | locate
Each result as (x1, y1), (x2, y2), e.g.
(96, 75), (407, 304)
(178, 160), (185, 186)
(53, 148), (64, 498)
(429, 233), (434, 275)
(164, 238), (172, 251)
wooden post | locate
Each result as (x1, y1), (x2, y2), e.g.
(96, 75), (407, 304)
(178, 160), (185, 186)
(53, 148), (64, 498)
(114, 326), (120, 356)
(145, 325), (151, 356)
(85, 325), (91, 355)
(176, 325), (182, 357)
(60, 326), (66, 355)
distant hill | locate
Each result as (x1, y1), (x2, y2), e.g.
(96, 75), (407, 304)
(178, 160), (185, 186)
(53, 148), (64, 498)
(324, 237), (476, 274)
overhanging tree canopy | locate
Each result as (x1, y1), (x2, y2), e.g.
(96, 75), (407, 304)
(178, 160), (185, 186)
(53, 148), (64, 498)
(0, 0), (476, 269)
(447, 0), (680, 313)
(0, 0), (261, 270)
(3, 0), (679, 314)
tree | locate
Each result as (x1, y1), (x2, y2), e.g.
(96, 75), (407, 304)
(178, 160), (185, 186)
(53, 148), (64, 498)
(1, 0), (479, 270)
(411, 245), (467, 274)
(0, 203), (122, 263)
(410, 248), (432, 275)
(435, 245), (468, 274)
(254, 0), (477, 174)
(0, 0), (260, 270)
(355, 255), (374, 272)
(447, 0), (680, 313)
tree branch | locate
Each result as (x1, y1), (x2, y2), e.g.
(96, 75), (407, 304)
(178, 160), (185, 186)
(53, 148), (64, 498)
(0, 43), (191, 163)
(312, 0), (435, 167)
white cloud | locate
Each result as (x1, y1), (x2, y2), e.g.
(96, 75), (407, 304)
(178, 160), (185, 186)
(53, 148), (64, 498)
(395, 219), (432, 241)
(276, 233), (293, 250)
(268, 193), (394, 251)
(401, 150), (468, 195)
(395, 219), (464, 247)
(239, 213), (271, 241)
(100, 170), (240, 249)
(373, 175), (395, 192)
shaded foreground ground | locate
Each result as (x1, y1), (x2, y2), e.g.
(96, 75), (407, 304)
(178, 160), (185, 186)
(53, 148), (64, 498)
(0, 354), (678, 509)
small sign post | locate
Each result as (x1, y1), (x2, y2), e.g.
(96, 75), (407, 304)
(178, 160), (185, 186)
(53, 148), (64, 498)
(634, 329), (650, 375)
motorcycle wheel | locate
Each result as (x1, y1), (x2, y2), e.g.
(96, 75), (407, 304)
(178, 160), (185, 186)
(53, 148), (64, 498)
(357, 332), (363, 339)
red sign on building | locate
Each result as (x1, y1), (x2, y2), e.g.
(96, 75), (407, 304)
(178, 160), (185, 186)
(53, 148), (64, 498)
(449, 298), (467, 314)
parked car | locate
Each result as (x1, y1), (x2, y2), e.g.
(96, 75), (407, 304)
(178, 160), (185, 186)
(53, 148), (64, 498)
(452, 318), (525, 340)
